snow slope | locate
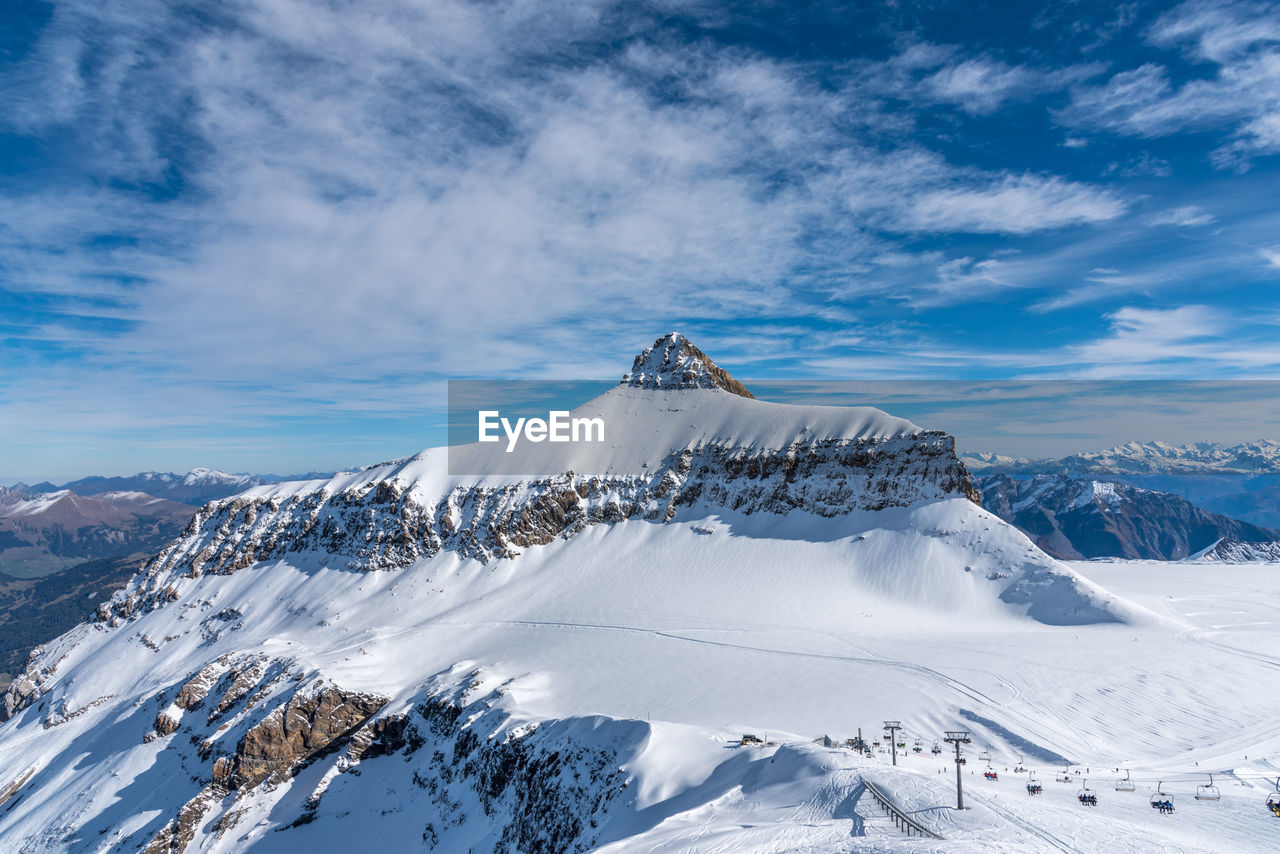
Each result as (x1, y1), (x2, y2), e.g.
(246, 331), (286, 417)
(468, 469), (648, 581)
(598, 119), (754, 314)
(2, 334), (1275, 853)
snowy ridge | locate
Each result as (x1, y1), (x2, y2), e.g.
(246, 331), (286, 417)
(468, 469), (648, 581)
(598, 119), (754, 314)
(122, 427), (974, 589)
(0, 486), (72, 517)
(1194, 538), (1280, 562)
(1070, 480), (1126, 510)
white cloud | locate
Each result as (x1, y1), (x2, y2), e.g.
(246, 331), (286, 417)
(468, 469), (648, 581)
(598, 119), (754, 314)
(1058, 0), (1280, 167)
(1146, 205), (1217, 226)
(1148, 0), (1280, 62)
(1077, 305), (1216, 365)
(1068, 304), (1280, 376)
(1213, 111), (1280, 167)
(898, 174), (1126, 234)
(921, 58), (1037, 115)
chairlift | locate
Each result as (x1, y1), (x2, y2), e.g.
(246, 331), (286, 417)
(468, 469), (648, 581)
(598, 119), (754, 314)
(984, 768), (999, 781)
(1195, 774), (1221, 801)
(1115, 770), (1136, 792)
(931, 742), (942, 755)
(1026, 771), (1042, 796)
(1266, 778), (1280, 817)
(1013, 753), (1026, 774)
(979, 746), (992, 762)
(1077, 779), (1098, 807)
(1057, 767), (1072, 784)
(1150, 782), (1175, 814)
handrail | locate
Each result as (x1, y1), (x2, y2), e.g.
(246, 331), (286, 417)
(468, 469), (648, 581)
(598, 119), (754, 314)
(863, 779), (944, 840)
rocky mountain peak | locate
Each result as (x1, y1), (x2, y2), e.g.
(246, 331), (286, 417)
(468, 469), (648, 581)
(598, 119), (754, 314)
(621, 332), (754, 398)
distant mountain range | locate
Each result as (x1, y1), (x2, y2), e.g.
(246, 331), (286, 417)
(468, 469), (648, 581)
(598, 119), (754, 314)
(9, 467), (333, 507)
(0, 468), (337, 580)
(0, 486), (195, 579)
(964, 439), (1280, 475)
(965, 441), (1280, 530)
(977, 473), (1280, 561)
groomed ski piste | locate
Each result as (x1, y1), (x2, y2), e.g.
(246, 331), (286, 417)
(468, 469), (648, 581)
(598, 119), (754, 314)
(2, 337), (1279, 853)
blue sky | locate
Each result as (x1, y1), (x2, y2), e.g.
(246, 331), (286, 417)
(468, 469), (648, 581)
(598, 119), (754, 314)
(2, 0), (1280, 480)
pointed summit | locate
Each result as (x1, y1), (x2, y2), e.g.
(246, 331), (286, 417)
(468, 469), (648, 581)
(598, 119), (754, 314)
(621, 332), (754, 398)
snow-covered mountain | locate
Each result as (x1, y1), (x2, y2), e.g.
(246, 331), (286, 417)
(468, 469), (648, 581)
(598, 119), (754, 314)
(15, 468), (333, 508)
(978, 473), (1280, 561)
(964, 441), (1280, 529)
(13, 333), (1275, 854)
(1193, 538), (1280, 562)
(964, 440), (1280, 476)
(0, 485), (194, 578)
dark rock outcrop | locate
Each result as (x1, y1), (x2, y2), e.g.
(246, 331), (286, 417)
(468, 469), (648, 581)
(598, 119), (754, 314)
(622, 332), (755, 398)
(222, 685), (388, 789)
(0, 676), (38, 723)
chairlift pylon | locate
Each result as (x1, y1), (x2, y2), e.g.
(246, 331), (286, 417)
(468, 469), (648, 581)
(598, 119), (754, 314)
(1115, 769), (1136, 792)
(1195, 774), (1221, 801)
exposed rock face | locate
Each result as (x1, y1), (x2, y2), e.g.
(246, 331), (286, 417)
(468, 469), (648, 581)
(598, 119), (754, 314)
(410, 690), (628, 854)
(0, 677), (38, 723)
(133, 666), (630, 854)
(0, 766), (35, 808)
(223, 685), (387, 789)
(141, 678), (389, 853)
(174, 659), (225, 711)
(623, 332), (755, 398)
(142, 784), (229, 854)
(153, 711), (179, 736)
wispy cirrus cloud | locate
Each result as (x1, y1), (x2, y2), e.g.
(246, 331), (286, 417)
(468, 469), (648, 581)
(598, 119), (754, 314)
(898, 174), (1125, 233)
(1057, 0), (1280, 168)
(1146, 205), (1217, 226)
